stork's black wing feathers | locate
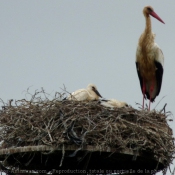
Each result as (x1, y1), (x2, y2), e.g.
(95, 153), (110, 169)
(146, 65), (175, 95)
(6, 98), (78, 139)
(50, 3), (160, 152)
(155, 61), (164, 96)
(136, 61), (163, 102)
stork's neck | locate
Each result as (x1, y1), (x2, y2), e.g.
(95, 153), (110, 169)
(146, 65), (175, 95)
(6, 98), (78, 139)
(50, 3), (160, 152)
(144, 15), (152, 34)
(87, 90), (97, 100)
(139, 15), (154, 49)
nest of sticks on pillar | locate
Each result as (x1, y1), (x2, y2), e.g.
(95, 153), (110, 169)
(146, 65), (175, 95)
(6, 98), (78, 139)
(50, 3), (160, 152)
(0, 89), (174, 175)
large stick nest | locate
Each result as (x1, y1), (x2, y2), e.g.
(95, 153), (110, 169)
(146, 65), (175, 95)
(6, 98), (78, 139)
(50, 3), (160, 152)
(0, 89), (174, 173)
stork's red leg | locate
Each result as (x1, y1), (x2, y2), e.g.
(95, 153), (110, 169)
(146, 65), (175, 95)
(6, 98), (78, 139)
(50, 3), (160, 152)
(149, 79), (155, 111)
(142, 79), (146, 109)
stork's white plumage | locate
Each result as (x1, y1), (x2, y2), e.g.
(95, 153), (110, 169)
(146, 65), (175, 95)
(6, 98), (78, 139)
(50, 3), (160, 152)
(136, 6), (164, 111)
(67, 84), (102, 101)
(100, 99), (128, 108)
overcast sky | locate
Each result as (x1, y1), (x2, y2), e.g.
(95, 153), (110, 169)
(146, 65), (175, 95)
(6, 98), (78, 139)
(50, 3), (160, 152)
(0, 1), (174, 174)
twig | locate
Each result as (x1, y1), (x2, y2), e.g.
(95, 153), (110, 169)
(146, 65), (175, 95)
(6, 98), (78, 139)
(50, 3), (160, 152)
(160, 103), (167, 113)
(154, 95), (166, 109)
(59, 144), (65, 167)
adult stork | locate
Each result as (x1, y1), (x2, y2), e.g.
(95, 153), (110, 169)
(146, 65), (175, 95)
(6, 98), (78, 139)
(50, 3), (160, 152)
(67, 84), (102, 101)
(136, 6), (165, 111)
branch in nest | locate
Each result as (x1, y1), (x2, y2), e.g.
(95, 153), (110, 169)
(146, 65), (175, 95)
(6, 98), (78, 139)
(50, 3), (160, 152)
(160, 103), (167, 113)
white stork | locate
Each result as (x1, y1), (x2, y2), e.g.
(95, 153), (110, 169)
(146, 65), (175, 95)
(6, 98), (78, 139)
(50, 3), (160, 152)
(100, 99), (128, 108)
(67, 84), (102, 101)
(136, 6), (165, 111)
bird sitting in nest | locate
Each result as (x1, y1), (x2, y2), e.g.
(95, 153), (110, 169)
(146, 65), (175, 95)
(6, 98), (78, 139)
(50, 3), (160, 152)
(66, 84), (102, 101)
(99, 99), (128, 108)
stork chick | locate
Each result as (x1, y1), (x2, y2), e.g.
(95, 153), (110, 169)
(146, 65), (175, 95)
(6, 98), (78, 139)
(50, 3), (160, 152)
(100, 99), (128, 108)
(67, 84), (102, 101)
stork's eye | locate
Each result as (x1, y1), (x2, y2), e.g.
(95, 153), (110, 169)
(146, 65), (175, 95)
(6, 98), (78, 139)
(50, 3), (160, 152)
(147, 7), (152, 11)
(92, 86), (96, 91)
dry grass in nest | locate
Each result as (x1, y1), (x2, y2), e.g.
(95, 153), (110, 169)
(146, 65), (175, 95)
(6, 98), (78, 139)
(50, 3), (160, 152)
(0, 89), (174, 172)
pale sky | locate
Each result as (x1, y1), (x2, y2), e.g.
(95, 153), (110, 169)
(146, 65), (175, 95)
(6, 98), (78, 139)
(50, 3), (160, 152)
(0, 1), (174, 174)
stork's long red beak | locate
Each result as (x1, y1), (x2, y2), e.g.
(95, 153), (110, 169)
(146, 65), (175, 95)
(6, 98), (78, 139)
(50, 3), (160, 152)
(150, 11), (165, 24)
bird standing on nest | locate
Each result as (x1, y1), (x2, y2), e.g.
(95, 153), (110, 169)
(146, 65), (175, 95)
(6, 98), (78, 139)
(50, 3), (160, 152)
(67, 84), (102, 101)
(136, 6), (165, 111)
